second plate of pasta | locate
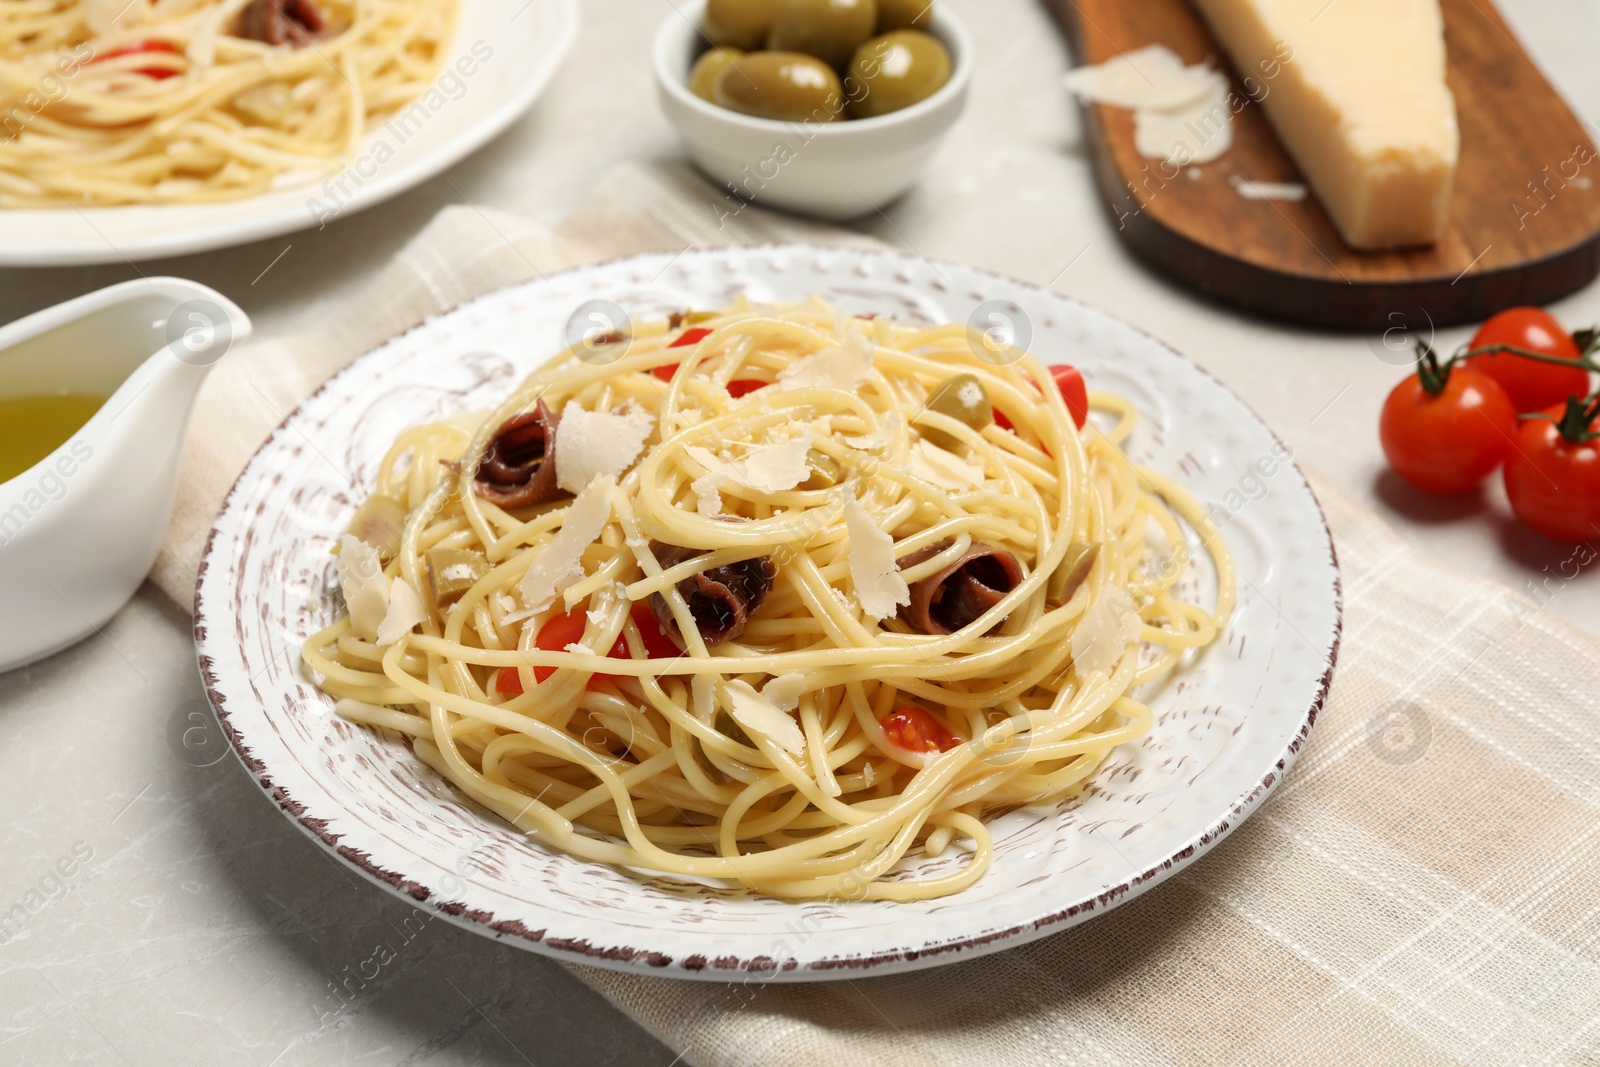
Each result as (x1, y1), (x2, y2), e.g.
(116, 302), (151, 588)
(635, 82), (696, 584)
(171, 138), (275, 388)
(197, 245), (1341, 979)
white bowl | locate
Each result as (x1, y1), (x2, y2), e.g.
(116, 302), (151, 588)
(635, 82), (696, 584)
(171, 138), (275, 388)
(654, 3), (973, 220)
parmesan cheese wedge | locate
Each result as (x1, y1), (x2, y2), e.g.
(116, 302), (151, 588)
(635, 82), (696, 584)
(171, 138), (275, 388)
(375, 578), (428, 647)
(1190, 0), (1459, 249)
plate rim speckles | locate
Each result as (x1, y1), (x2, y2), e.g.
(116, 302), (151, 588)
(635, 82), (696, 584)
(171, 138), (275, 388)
(194, 244), (1342, 981)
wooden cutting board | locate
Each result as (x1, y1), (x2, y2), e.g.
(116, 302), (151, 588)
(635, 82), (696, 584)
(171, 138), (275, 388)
(1046, 0), (1600, 330)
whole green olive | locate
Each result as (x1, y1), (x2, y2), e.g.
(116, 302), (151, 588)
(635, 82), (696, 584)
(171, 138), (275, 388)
(689, 47), (742, 102)
(713, 52), (844, 123)
(767, 0), (878, 70)
(922, 373), (992, 449)
(875, 0), (932, 32)
(847, 29), (951, 118)
(703, 0), (785, 49)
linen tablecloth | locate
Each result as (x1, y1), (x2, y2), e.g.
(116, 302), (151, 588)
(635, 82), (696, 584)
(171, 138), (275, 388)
(156, 162), (1600, 1066)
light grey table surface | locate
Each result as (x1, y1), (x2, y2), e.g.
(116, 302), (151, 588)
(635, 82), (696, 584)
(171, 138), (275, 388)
(4, 1), (1598, 1064)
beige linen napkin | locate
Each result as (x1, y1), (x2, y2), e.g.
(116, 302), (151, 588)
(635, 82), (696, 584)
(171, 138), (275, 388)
(156, 162), (1600, 1065)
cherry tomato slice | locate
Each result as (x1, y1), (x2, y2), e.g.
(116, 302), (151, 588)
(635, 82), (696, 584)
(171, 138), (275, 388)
(669, 327), (714, 349)
(726, 379), (768, 398)
(992, 364), (1088, 435)
(1503, 404), (1600, 543)
(1380, 367), (1517, 494)
(90, 40), (183, 79)
(1049, 365), (1090, 430)
(496, 602), (681, 695)
(653, 328), (717, 382)
(880, 706), (960, 754)
(1464, 307), (1591, 413)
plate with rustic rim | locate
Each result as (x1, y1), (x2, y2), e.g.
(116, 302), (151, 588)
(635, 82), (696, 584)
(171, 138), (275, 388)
(194, 245), (1341, 981)
(0, 0), (576, 267)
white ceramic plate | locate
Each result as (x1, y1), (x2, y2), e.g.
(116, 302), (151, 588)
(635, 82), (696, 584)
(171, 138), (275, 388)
(0, 0), (577, 267)
(196, 246), (1341, 981)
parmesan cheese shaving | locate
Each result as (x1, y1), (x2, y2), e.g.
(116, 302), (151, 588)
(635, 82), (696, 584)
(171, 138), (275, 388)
(737, 438), (812, 492)
(375, 578), (427, 647)
(1063, 44), (1217, 110)
(842, 498), (910, 619)
(1230, 176), (1309, 201)
(518, 476), (615, 614)
(1065, 45), (1235, 166)
(725, 680), (806, 755)
(778, 345), (875, 392)
(336, 534), (389, 642)
(908, 440), (985, 490)
(1070, 589), (1144, 679)
(555, 404), (654, 494)
(762, 674), (807, 713)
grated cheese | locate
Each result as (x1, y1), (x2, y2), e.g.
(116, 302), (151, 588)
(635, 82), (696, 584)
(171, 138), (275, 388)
(843, 498), (911, 618)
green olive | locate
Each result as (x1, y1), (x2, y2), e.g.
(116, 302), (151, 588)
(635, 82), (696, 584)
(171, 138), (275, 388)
(688, 47), (742, 102)
(801, 448), (842, 490)
(345, 495), (406, 563)
(922, 373), (992, 450)
(846, 29), (950, 119)
(1046, 542), (1101, 607)
(426, 547), (489, 606)
(875, 0), (931, 31)
(767, 0), (878, 70)
(703, 0), (785, 49)
(713, 52), (844, 122)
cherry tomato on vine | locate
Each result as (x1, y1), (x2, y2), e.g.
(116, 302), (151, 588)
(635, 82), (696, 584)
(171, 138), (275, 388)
(1462, 307), (1591, 413)
(1503, 398), (1600, 543)
(1380, 364), (1517, 495)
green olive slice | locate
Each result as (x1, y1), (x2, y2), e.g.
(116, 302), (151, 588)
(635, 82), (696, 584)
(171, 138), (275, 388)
(922, 373), (992, 449)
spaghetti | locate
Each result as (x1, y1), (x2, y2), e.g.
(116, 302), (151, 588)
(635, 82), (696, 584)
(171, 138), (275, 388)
(303, 299), (1235, 901)
(0, 0), (455, 206)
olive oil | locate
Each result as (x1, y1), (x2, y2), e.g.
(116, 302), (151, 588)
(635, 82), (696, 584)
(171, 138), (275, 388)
(0, 394), (107, 484)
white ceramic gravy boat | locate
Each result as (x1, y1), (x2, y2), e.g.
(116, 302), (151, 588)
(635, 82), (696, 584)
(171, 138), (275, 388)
(0, 278), (250, 673)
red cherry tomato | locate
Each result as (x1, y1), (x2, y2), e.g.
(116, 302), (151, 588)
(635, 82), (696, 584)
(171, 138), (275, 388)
(1049, 365), (1090, 430)
(1463, 307), (1591, 413)
(992, 364), (1088, 435)
(880, 706), (960, 754)
(495, 602), (680, 695)
(1503, 403), (1600, 543)
(653, 327), (717, 382)
(726, 379), (768, 398)
(1380, 367), (1517, 494)
(89, 40), (183, 79)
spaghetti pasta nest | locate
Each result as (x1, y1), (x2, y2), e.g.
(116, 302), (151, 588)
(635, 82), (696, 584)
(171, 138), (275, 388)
(0, 0), (456, 206)
(304, 298), (1235, 901)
